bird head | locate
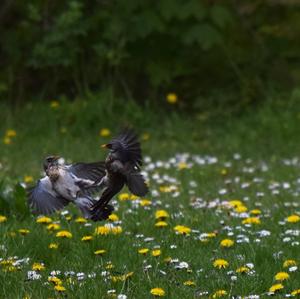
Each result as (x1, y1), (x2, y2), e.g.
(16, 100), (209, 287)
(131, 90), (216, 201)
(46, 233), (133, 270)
(43, 155), (61, 172)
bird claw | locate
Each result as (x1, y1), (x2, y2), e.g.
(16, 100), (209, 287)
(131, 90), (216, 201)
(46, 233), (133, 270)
(90, 204), (114, 222)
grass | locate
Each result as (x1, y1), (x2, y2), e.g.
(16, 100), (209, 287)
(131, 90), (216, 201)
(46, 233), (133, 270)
(1, 92), (300, 298)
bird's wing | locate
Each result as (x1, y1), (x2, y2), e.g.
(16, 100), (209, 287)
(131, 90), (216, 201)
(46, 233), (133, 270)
(68, 161), (106, 182)
(111, 129), (143, 168)
(28, 177), (69, 215)
(121, 163), (148, 197)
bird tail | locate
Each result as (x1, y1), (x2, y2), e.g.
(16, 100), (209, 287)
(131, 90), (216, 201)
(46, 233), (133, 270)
(74, 196), (96, 219)
(113, 128), (143, 168)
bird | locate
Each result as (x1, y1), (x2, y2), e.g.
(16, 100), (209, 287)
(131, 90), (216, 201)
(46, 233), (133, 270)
(91, 129), (148, 221)
(27, 156), (106, 219)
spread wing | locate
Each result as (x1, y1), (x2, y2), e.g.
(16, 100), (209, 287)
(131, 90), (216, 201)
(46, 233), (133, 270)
(28, 177), (69, 215)
(68, 161), (106, 182)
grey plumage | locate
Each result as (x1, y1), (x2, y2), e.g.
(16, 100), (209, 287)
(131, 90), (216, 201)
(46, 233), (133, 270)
(28, 157), (105, 219)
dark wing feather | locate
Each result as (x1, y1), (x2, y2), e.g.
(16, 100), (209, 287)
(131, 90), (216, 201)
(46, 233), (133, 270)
(28, 177), (69, 215)
(111, 129), (143, 168)
(69, 161), (106, 182)
(126, 172), (148, 197)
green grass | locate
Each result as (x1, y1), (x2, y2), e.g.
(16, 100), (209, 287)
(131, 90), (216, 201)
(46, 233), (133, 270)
(1, 92), (300, 298)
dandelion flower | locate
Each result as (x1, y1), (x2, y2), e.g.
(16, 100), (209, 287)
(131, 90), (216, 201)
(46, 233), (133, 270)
(24, 175), (34, 184)
(0, 215), (7, 223)
(151, 249), (161, 257)
(286, 214), (300, 223)
(81, 235), (93, 242)
(94, 249), (106, 255)
(118, 193), (130, 201)
(75, 217), (87, 224)
(138, 248), (149, 255)
(49, 243), (59, 249)
(47, 223), (60, 231)
(274, 272), (289, 281)
(213, 259), (229, 269)
(150, 287), (165, 297)
(235, 205), (248, 213)
(32, 263), (45, 271)
(166, 93), (178, 104)
(142, 133), (150, 141)
(155, 210), (169, 220)
(99, 128), (111, 137)
(95, 226), (110, 235)
(3, 137), (11, 145)
(140, 199), (151, 206)
(212, 290), (227, 298)
(242, 217), (261, 225)
(178, 162), (188, 170)
(54, 285), (66, 292)
(269, 283), (284, 293)
(250, 209), (261, 215)
(48, 276), (62, 285)
(220, 239), (234, 248)
(6, 129), (17, 137)
(18, 229), (30, 235)
(283, 259), (297, 268)
(36, 216), (52, 224)
(236, 266), (250, 274)
(56, 230), (72, 238)
(174, 225), (191, 235)
(291, 289), (300, 296)
(183, 280), (196, 286)
(108, 214), (119, 222)
(155, 221), (168, 228)
(50, 101), (59, 109)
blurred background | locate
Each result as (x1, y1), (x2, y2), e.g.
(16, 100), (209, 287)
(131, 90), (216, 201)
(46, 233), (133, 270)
(1, 0), (300, 177)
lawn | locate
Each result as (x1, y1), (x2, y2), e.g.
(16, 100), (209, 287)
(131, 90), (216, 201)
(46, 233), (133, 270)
(1, 93), (300, 298)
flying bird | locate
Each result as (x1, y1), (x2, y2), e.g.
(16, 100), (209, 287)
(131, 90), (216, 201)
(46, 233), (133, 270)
(28, 156), (106, 219)
(91, 129), (148, 221)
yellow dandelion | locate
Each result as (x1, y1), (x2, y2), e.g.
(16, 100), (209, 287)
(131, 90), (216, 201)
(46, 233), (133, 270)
(99, 128), (111, 137)
(138, 248), (149, 255)
(49, 243), (59, 249)
(130, 194), (139, 200)
(0, 215), (7, 223)
(24, 175), (34, 184)
(286, 214), (300, 223)
(47, 223), (60, 231)
(48, 276), (62, 285)
(174, 225), (191, 235)
(94, 249), (106, 255)
(56, 230), (72, 238)
(228, 200), (243, 208)
(152, 249), (161, 257)
(235, 205), (248, 213)
(155, 210), (169, 220)
(108, 213), (119, 222)
(75, 217), (87, 224)
(220, 239), (234, 248)
(236, 266), (250, 273)
(50, 101), (60, 109)
(213, 259), (229, 269)
(183, 280), (196, 286)
(32, 263), (45, 271)
(18, 229), (30, 235)
(242, 217), (261, 225)
(6, 129), (17, 137)
(178, 162), (188, 170)
(274, 271), (289, 281)
(269, 283), (284, 293)
(155, 221), (168, 228)
(150, 287), (165, 297)
(94, 226), (110, 235)
(291, 289), (300, 296)
(220, 168), (228, 175)
(36, 216), (52, 224)
(212, 290), (227, 298)
(250, 209), (261, 215)
(166, 93), (178, 104)
(3, 137), (11, 145)
(283, 259), (297, 268)
(111, 226), (122, 234)
(81, 235), (93, 242)
(118, 193), (130, 201)
(54, 285), (66, 292)
(142, 133), (150, 141)
(140, 199), (151, 206)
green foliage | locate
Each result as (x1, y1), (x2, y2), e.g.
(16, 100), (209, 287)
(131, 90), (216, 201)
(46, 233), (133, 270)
(0, 1), (300, 104)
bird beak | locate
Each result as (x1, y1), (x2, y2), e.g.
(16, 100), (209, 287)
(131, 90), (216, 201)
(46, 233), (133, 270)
(101, 144), (108, 149)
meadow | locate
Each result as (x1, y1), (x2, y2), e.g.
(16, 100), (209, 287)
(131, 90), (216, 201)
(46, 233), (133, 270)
(1, 92), (300, 298)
